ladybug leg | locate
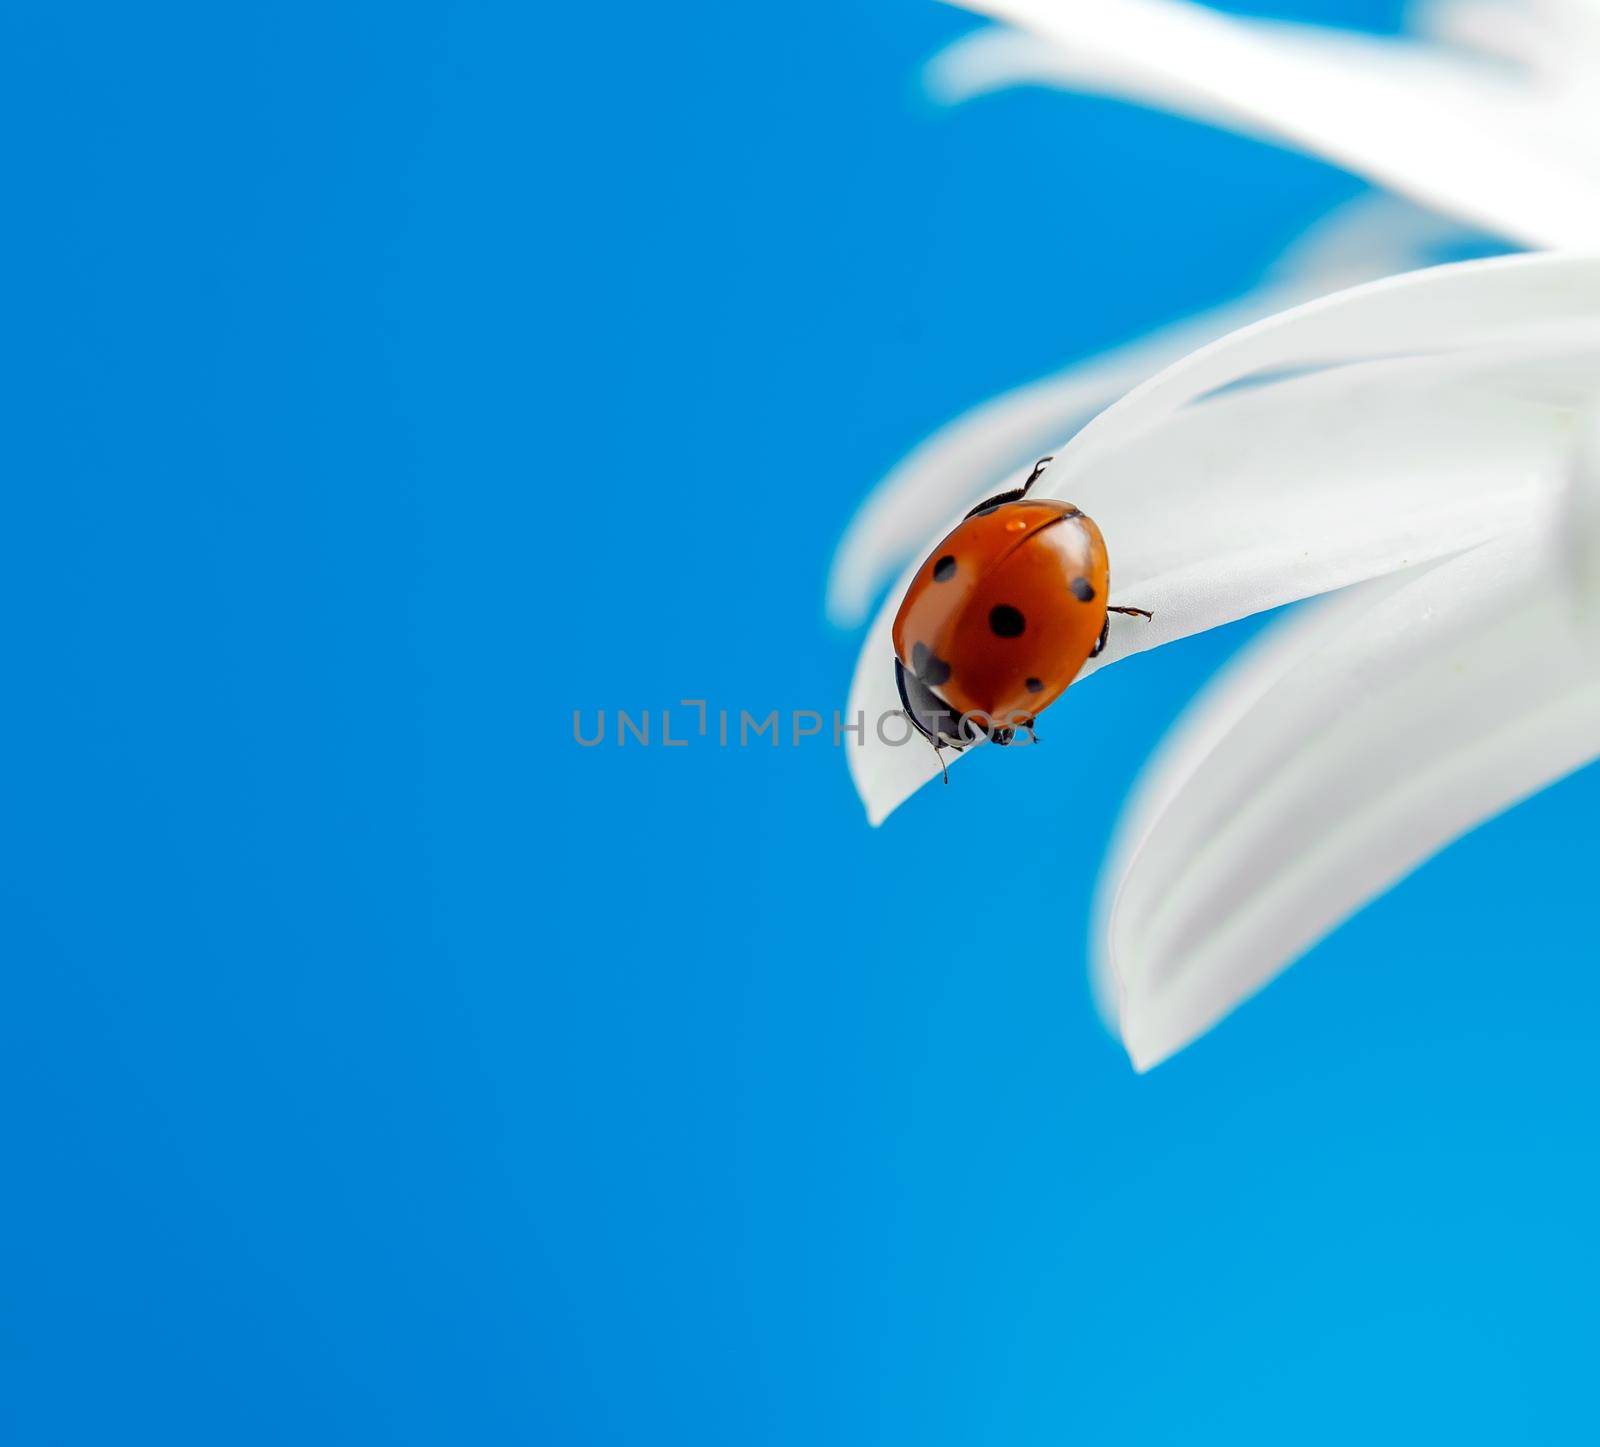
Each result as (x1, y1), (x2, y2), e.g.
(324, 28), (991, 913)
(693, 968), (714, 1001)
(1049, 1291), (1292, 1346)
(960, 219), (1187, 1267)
(960, 456), (1056, 519)
(1020, 454), (1054, 495)
(1092, 605), (1153, 659)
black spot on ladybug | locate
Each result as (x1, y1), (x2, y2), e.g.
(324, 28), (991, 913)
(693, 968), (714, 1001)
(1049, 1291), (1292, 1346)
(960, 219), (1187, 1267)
(933, 555), (957, 582)
(1025, 676), (1044, 694)
(1071, 576), (1096, 602)
(911, 641), (951, 687)
(989, 604), (1025, 638)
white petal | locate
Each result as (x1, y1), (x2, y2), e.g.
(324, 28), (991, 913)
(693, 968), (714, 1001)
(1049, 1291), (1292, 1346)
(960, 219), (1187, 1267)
(1053, 253), (1600, 485)
(848, 254), (1600, 825)
(1096, 518), (1600, 1071)
(940, 0), (1600, 246)
(826, 196), (1477, 628)
(925, 23), (1096, 106)
(1256, 192), (1487, 294)
(925, 15), (1395, 125)
(1563, 401), (1600, 642)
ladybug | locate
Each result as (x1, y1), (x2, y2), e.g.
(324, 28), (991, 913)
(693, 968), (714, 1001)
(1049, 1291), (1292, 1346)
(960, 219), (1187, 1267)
(892, 456), (1151, 766)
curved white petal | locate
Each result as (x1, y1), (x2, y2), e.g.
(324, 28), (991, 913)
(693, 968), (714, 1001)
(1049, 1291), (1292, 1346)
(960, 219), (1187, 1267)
(1563, 401), (1600, 643)
(1096, 518), (1600, 1071)
(926, 15), (1400, 121)
(848, 253), (1600, 825)
(1053, 252), (1600, 483)
(925, 23), (1102, 106)
(939, 0), (1600, 247)
(826, 196), (1479, 628)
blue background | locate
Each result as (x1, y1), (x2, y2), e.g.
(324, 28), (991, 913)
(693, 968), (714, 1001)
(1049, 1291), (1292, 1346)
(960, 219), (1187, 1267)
(7, 0), (1598, 1441)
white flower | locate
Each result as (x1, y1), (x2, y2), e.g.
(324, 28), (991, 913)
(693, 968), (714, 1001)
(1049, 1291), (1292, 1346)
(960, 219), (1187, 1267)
(833, 1), (1600, 1067)
(844, 252), (1600, 1063)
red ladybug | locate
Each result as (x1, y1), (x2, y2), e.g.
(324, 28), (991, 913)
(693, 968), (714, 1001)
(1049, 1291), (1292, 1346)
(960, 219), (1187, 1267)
(891, 457), (1151, 763)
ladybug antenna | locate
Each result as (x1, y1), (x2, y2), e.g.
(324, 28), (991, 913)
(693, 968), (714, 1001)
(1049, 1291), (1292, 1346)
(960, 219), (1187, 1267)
(933, 739), (949, 785)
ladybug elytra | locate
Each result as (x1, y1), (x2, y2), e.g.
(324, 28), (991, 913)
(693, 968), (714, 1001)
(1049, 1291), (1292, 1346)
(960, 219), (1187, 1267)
(891, 456), (1151, 765)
